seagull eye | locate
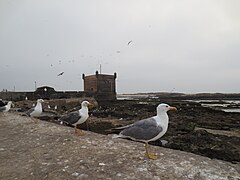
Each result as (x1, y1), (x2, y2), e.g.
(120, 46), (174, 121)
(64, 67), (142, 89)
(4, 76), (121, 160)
(165, 105), (168, 107)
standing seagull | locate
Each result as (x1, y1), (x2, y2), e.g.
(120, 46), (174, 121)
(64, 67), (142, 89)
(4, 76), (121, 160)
(115, 103), (177, 160)
(59, 101), (93, 135)
(0, 101), (13, 113)
(25, 99), (44, 122)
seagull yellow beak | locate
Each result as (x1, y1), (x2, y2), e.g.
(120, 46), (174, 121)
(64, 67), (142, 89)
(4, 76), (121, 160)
(169, 106), (177, 111)
(87, 103), (95, 108)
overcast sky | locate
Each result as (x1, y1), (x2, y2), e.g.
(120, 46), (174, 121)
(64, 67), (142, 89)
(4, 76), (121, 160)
(0, 0), (239, 94)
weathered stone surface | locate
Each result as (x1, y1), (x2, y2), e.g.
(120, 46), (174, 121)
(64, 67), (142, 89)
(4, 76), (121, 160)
(0, 113), (239, 180)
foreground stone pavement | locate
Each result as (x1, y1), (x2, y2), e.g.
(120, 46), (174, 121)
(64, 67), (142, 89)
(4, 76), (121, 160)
(0, 113), (239, 180)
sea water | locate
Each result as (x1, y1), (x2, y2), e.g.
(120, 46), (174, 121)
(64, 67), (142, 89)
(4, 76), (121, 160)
(187, 100), (240, 113)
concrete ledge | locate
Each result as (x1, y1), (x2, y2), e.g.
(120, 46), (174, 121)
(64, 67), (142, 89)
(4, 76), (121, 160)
(0, 113), (239, 179)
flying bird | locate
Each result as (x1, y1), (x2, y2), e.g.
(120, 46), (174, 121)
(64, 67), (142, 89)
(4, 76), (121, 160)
(127, 40), (132, 45)
(0, 101), (13, 113)
(114, 103), (177, 160)
(57, 72), (64, 76)
(59, 101), (93, 135)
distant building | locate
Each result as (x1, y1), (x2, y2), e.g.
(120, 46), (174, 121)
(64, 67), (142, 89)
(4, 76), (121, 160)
(82, 71), (117, 100)
(0, 71), (117, 101)
(34, 86), (56, 99)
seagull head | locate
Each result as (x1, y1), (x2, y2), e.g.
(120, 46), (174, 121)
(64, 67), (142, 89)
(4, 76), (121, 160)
(7, 101), (13, 106)
(37, 99), (44, 103)
(157, 103), (177, 113)
(81, 100), (94, 108)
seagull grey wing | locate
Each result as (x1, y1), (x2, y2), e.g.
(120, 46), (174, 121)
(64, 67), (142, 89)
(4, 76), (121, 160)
(0, 101), (5, 107)
(0, 106), (6, 112)
(25, 108), (34, 116)
(120, 117), (163, 141)
(59, 111), (80, 125)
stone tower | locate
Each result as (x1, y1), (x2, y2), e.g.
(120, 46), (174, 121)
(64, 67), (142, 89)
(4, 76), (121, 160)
(82, 71), (117, 100)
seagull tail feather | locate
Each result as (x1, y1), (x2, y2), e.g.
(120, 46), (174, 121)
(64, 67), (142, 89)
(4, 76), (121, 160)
(112, 124), (133, 130)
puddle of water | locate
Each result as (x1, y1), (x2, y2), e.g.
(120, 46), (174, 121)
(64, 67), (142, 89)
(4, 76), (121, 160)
(186, 99), (240, 113)
(222, 109), (240, 113)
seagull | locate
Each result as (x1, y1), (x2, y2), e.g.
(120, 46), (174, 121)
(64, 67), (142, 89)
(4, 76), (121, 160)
(57, 72), (64, 76)
(115, 103), (177, 160)
(59, 101), (93, 135)
(25, 99), (44, 122)
(127, 40), (132, 45)
(0, 101), (13, 113)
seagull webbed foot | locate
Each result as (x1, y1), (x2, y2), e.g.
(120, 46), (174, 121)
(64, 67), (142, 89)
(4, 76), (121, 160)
(145, 142), (157, 160)
(74, 127), (84, 136)
(31, 117), (38, 124)
(146, 152), (157, 160)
